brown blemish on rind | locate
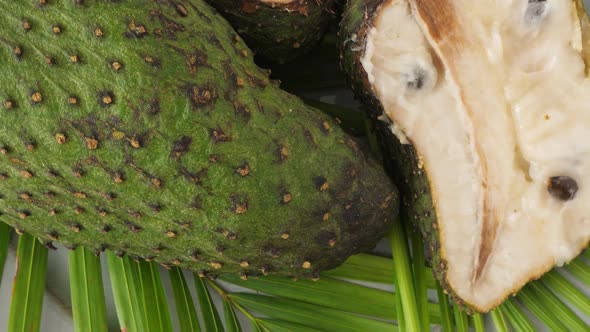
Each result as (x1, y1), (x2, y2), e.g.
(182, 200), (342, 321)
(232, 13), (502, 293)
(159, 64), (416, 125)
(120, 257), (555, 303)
(4, 100), (15, 110)
(175, 3), (189, 17)
(125, 20), (148, 38)
(230, 194), (249, 214)
(278, 145), (288, 161)
(94, 27), (104, 38)
(313, 176), (329, 191)
(209, 128), (232, 143)
(209, 262), (223, 269)
(171, 136), (192, 159)
(85, 137), (99, 150)
(31, 91), (43, 104)
(98, 91), (114, 107)
(22, 20), (32, 31)
(234, 162), (250, 177)
(55, 133), (66, 144)
(68, 96), (79, 105)
(111, 61), (124, 72)
(188, 84), (217, 107)
(280, 190), (292, 204)
(19, 169), (33, 178)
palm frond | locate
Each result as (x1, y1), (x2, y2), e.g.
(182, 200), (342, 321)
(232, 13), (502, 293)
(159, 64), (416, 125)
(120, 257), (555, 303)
(68, 247), (108, 332)
(7, 234), (48, 332)
(0, 222), (10, 287)
(169, 268), (202, 332)
(106, 253), (147, 331)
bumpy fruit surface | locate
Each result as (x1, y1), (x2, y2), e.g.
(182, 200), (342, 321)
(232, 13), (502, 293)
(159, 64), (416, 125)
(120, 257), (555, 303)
(208, 0), (334, 63)
(0, 0), (397, 279)
(341, 0), (590, 311)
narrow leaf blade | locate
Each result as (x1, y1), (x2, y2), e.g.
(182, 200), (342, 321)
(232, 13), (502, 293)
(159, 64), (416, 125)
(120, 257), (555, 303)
(169, 268), (201, 332)
(69, 246), (108, 332)
(231, 293), (397, 332)
(501, 299), (535, 332)
(8, 234), (48, 332)
(106, 252), (146, 332)
(194, 275), (224, 332)
(0, 222), (11, 285)
(137, 261), (173, 332)
(490, 308), (508, 332)
(435, 284), (453, 332)
(390, 221), (421, 331)
(223, 298), (242, 332)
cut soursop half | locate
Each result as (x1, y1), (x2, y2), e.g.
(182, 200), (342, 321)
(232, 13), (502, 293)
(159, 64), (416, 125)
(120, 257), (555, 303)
(341, 0), (590, 312)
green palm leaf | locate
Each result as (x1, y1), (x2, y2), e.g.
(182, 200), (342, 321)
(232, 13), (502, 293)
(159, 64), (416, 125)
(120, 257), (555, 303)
(68, 247), (108, 332)
(7, 234), (48, 332)
(106, 253), (146, 332)
(169, 268), (201, 332)
(194, 276), (224, 332)
(0, 222), (10, 287)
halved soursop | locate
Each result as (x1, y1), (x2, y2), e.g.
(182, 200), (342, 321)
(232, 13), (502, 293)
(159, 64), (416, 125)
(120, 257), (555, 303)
(208, 0), (335, 63)
(341, 0), (590, 312)
(0, 0), (398, 280)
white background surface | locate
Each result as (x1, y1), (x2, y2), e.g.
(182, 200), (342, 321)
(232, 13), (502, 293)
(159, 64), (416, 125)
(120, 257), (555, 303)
(2, 1), (590, 331)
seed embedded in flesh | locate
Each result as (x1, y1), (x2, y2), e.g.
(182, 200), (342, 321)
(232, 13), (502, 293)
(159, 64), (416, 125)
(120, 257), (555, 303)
(406, 67), (427, 90)
(547, 176), (578, 201)
(525, 0), (547, 24)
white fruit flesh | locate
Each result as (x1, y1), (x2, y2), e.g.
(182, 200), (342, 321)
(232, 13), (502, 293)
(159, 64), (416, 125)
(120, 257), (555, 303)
(361, 0), (590, 311)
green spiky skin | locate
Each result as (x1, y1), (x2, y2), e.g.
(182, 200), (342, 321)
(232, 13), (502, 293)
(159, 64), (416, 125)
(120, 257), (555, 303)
(0, 0), (398, 279)
(207, 0), (334, 63)
(338, 0), (464, 308)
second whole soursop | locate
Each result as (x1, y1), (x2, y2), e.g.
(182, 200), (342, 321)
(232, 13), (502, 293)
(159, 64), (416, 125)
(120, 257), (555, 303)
(341, 0), (590, 311)
(0, 0), (397, 279)
(208, 0), (335, 63)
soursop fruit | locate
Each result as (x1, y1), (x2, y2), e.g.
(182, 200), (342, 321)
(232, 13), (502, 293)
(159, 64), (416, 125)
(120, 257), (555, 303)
(341, 0), (590, 311)
(208, 0), (335, 63)
(0, 0), (398, 280)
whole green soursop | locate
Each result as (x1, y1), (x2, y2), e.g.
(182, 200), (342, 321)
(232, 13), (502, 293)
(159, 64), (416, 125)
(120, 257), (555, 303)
(0, 0), (397, 279)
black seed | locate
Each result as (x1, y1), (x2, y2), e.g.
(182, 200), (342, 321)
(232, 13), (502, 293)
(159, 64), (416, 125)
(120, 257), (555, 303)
(548, 176), (578, 201)
(406, 67), (427, 90)
(526, 0), (547, 23)
(115, 250), (126, 257)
